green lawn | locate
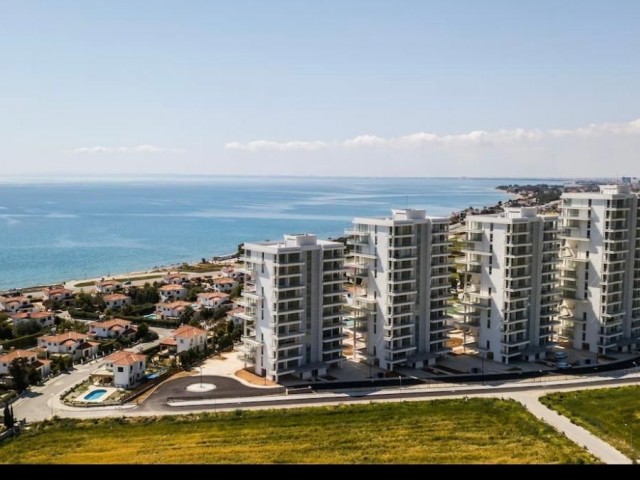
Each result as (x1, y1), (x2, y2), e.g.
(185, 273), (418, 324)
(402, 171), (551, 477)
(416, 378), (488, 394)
(0, 399), (596, 464)
(541, 386), (640, 461)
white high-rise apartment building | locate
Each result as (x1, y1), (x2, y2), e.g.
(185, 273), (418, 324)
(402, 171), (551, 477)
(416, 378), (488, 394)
(460, 208), (560, 364)
(239, 234), (346, 381)
(346, 209), (451, 371)
(558, 185), (640, 355)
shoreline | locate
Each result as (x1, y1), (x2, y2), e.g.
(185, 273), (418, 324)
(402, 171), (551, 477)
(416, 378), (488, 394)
(2, 190), (519, 296)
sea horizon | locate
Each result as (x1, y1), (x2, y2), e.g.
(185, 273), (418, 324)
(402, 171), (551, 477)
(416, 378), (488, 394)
(0, 176), (567, 291)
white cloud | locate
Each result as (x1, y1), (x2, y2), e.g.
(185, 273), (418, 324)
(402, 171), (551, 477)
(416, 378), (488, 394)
(224, 118), (640, 151)
(224, 140), (327, 152)
(68, 144), (184, 154)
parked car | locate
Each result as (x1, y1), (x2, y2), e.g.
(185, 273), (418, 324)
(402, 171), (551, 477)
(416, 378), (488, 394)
(553, 351), (568, 361)
(557, 361), (572, 370)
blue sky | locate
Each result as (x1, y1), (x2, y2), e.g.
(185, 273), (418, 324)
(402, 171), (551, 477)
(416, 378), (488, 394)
(1, 0), (639, 177)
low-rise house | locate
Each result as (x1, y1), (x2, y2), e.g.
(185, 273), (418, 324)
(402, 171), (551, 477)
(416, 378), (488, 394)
(226, 306), (245, 326)
(211, 277), (238, 293)
(221, 267), (245, 281)
(89, 318), (137, 340)
(0, 296), (34, 313)
(197, 292), (230, 310)
(103, 293), (132, 310)
(155, 301), (193, 320)
(162, 272), (189, 285)
(37, 332), (99, 361)
(42, 287), (75, 306)
(174, 325), (208, 353)
(102, 351), (146, 389)
(11, 311), (56, 329)
(0, 349), (51, 377)
(95, 280), (122, 294)
(158, 284), (187, 302)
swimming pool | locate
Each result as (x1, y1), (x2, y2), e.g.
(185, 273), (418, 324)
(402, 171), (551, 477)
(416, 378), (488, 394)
(83, 389), (107, 401)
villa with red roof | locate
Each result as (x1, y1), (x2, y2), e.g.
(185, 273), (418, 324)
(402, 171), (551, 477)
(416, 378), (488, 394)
(155, 300), (193, 320)
(162, 272), (189, 285)
(102, 293), (132, 310)
(158, 284), (187, 302)
(197, 292), (230, 309)
(211, 277), (238, 293)
(0, 296), (34, 314)
(96, 351), (147, 388)
(37, 331), (99, 361)
(89, 318), (137, 340)
(0, 349), (51, 377)
(160, 325), (207, 354)
(10, 310), (56, 329)
(95, 279), (122, 294)
(42, 287), (75, 306)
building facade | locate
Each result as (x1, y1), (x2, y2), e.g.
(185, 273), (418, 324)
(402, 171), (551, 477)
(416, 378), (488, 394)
(460, 207), (560, 364)
(346, 209), (452, 370)
(239, 234), (346, 381)
(558, 185), (640, 355)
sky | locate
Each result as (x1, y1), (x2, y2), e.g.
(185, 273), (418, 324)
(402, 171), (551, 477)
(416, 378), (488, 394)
(1, 0), (639, 178)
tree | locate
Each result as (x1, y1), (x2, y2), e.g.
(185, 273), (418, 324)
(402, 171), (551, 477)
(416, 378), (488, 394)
(28, 367), (41, 386)
(0, 323), (13, 340)
(8, 358), (30, 393)
(179, 306), (195, 325)
(136, 322), (149, 341)
(3, 404), (15, 430)
(14, 319), (43, 337)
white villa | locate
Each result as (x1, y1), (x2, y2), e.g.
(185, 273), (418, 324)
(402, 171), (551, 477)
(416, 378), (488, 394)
(0, 348), (51, 377)
(37, 331), (100, 361)
(158, 284), (187, 302)
(42, 287), (75, 306)
(11, 311), (56, 329)
(0, 296), (34, 314)
(155, 301), (193, 320)
(162, 272), (189, 285)
(212, 277), (238, 293)
(97, 351), (147, 389)
(103, 293), (132, 310)
(197, 292), (230, 309)
(89, 318), (137, 339)
(95, 280), (122, 294)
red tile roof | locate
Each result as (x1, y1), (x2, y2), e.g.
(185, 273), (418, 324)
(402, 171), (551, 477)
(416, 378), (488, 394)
(106, 350), (146, 366)
(173, 325), (207, 338)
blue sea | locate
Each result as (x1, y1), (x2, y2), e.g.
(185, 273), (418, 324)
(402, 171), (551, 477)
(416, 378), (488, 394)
(0, 176), (563, 290)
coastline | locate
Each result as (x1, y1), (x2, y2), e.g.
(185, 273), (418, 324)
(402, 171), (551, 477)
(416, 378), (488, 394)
(2, 193), (520, 296)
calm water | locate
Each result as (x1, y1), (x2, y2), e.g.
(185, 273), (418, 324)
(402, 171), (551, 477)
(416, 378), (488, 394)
(0, 176), (560, 290)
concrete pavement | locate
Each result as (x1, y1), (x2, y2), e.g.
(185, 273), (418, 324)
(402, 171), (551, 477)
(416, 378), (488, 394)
(511, 390), (632, 464)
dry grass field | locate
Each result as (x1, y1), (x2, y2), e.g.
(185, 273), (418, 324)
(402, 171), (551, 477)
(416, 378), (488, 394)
(0, 398), (596, 464)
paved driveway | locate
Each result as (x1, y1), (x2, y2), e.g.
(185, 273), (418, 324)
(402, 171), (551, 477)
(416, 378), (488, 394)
(138, 375), (282, 412)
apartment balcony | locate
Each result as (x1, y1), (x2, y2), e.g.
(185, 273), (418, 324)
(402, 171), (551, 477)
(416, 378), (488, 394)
(501, 324), (527, 335)
(322, 331), (348, 342)
(540, 318), (561, 328)
(430, 323), (454, 334)
(505, 249), (533, 259)
(388, 287), (418, 296)
(562, 209), (591, 221)
(241, 335), (263, 348)
(500, 336), (530, 347)
(388, 310), (415, 319)
(388, 275), (416, 285)
(272, 306), (305, 317)
(384, 330), (414, 342)
(461, 295), (491, 309)
(273, 330), (305, 341)
(431, 269), (451, 280)
(504, 283), (533, 293)
(269, 317), (303, 328)
(322, 319), (342, 330)
(461, 244), (492, 256)
(558, 228), (590, 242)
(236, 311), (257, 322)
(503, 316), (529, 326)
(386, 343), (416, 355)
(389, 253), (419, 262)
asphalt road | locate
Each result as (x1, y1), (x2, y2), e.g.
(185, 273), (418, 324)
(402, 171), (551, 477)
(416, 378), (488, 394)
(139, 375), (282, 412)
